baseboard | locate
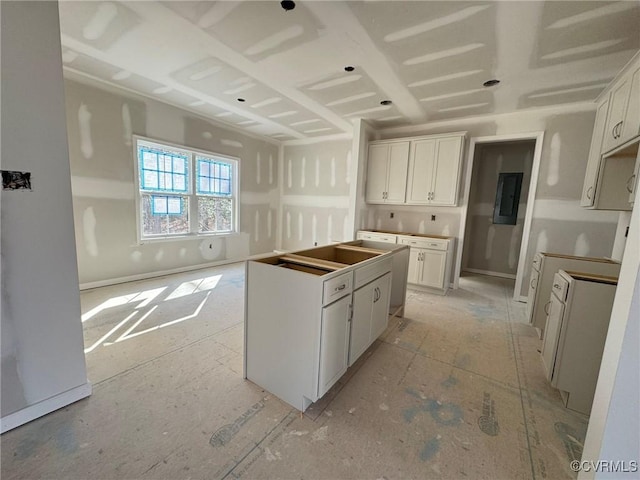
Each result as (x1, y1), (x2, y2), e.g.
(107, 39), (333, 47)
(79, 252), (273, 290)
(463, 268), (517, 280)
(1, 382), (92, 433)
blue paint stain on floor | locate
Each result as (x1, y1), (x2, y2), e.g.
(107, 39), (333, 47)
(404, 388), (463, 426)
(420, 436), (441, 461)
(441, 375), (458, 388)
(467, 303), (497, 322)
(55, 423), (78, 454)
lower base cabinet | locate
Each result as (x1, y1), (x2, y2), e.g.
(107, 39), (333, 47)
(245, 241), (408, 412)
(408, 248), (446, 288)
(349, 272), (391, 366)
(318, 295), (351, 397)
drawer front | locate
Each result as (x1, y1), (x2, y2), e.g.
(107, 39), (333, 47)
(551, 272), (570, 302)
(357, 231), (397, 243)
(323, 272), (353, 306)
(354, 257), (392, 290)
(322, 272), (353, 305)
(532, 252), (543, 272)
(398, 236), (448, 251)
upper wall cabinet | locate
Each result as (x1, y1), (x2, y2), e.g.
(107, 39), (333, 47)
(366, 133), (465, 206)
(601, 59), (640, 154)
(365, 141), (410, 204)
(407, 135), (465, 206)
(582, 52), (640, 211)
(581, 97), (610, 207)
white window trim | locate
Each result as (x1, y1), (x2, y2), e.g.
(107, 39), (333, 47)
(132, 135), (240, 244)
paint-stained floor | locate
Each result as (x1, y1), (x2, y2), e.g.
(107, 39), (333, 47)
(1, 264), (587, 479)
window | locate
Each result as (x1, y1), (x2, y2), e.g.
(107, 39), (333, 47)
(134, 137), (238, 241)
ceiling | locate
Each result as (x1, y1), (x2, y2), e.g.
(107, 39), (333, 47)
(58, 1), (640, 142)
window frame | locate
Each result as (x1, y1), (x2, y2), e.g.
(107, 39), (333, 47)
(132, 135), (239, 244)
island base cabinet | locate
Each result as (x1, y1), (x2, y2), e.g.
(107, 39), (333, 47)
(349, 272), (391, 366)
(318, 295), (351, 398)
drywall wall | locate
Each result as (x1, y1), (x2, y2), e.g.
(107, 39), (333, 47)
(373, 105), (619, 297)
(64, 78), (279, 286)
(463, 141), (533, 277)
(280, 139), (352, 250)
(1, 0), (90, 430)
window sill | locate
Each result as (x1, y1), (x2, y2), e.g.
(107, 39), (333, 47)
(136, 231), (240, 246)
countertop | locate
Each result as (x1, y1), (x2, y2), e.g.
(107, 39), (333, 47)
(361, 229), (453, 240)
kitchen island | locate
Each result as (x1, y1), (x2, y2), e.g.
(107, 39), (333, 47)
(244, 240), (409, 412)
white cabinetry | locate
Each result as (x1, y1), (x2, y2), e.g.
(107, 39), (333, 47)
(582, 52), (640, 210)
(356, 231), (397, 243)
(349, 272), (391, 366)
(407, 135), (464, 206)
(398, 235), (454, 294)
(366, 133), (465, 206)
(365, 141), (410, 204)
(601, 62), (640, 153)
(318, 295), (351, 397)
(540, 271), (618, 415)
(245, 242), (408, 412)
(526, 252), (620, 336)
(581, 98), (610, 207)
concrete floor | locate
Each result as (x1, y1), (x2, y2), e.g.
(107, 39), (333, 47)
(1, 263), (587, 479)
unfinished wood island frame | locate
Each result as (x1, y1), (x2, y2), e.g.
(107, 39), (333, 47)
(243, 240), (409, 412)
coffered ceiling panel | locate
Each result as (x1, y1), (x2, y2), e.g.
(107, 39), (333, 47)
(58, 1), (640, 142)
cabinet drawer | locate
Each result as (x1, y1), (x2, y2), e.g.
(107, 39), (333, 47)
(323, 272), (352, 306)
(551, 272), (570, 302)
(398, 236), (448, 251)
(357, 231), (397, 243)
(354, 257), (392, 290)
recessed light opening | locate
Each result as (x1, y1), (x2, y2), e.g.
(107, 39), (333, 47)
(380, 100), (392, 105)
(281, 0), (295, 11)
(344, 66), (355, 72)
(237, 98), (246, 102)
(483, 79), (500, 87)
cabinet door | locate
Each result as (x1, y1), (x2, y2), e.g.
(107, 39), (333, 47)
(370, 273), (391, 340)
(602, 77), (632, 153)
(406, 247), (422, 284)
(541, 293), (565, 384)
(431, 136), (463, 205)
(318, 295), (351, 397)
(349, 282), (374, 366)
(366, 144), (389, 204)
(621, 66), (640, 145)
(385, 142), (410, 203)
(581, 97), (610, 207)
(419, 250), (447, 289)
(526, 268), (540, 323)
(406, 139), (436, 205)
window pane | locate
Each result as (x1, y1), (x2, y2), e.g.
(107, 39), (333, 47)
(173, 157), (186, 174)
(143, 170), (158, 189)
(142, 194), (189, 236)
(152, 196), (168, 214)
(199, 160), (209, 177)
(138, 145), (188, 193)
(174, 174), (186, 191)
(143, 152), (157, 170)
(167, 197), (182, 214)
(198, 197), (232, 233)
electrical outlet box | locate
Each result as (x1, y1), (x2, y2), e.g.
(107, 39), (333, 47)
(390, 212), (394, 219)
(431, 215), (436, 221)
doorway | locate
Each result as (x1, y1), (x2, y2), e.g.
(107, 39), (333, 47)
(462, 140), (535, 279)
(454, 132), (544, 300)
